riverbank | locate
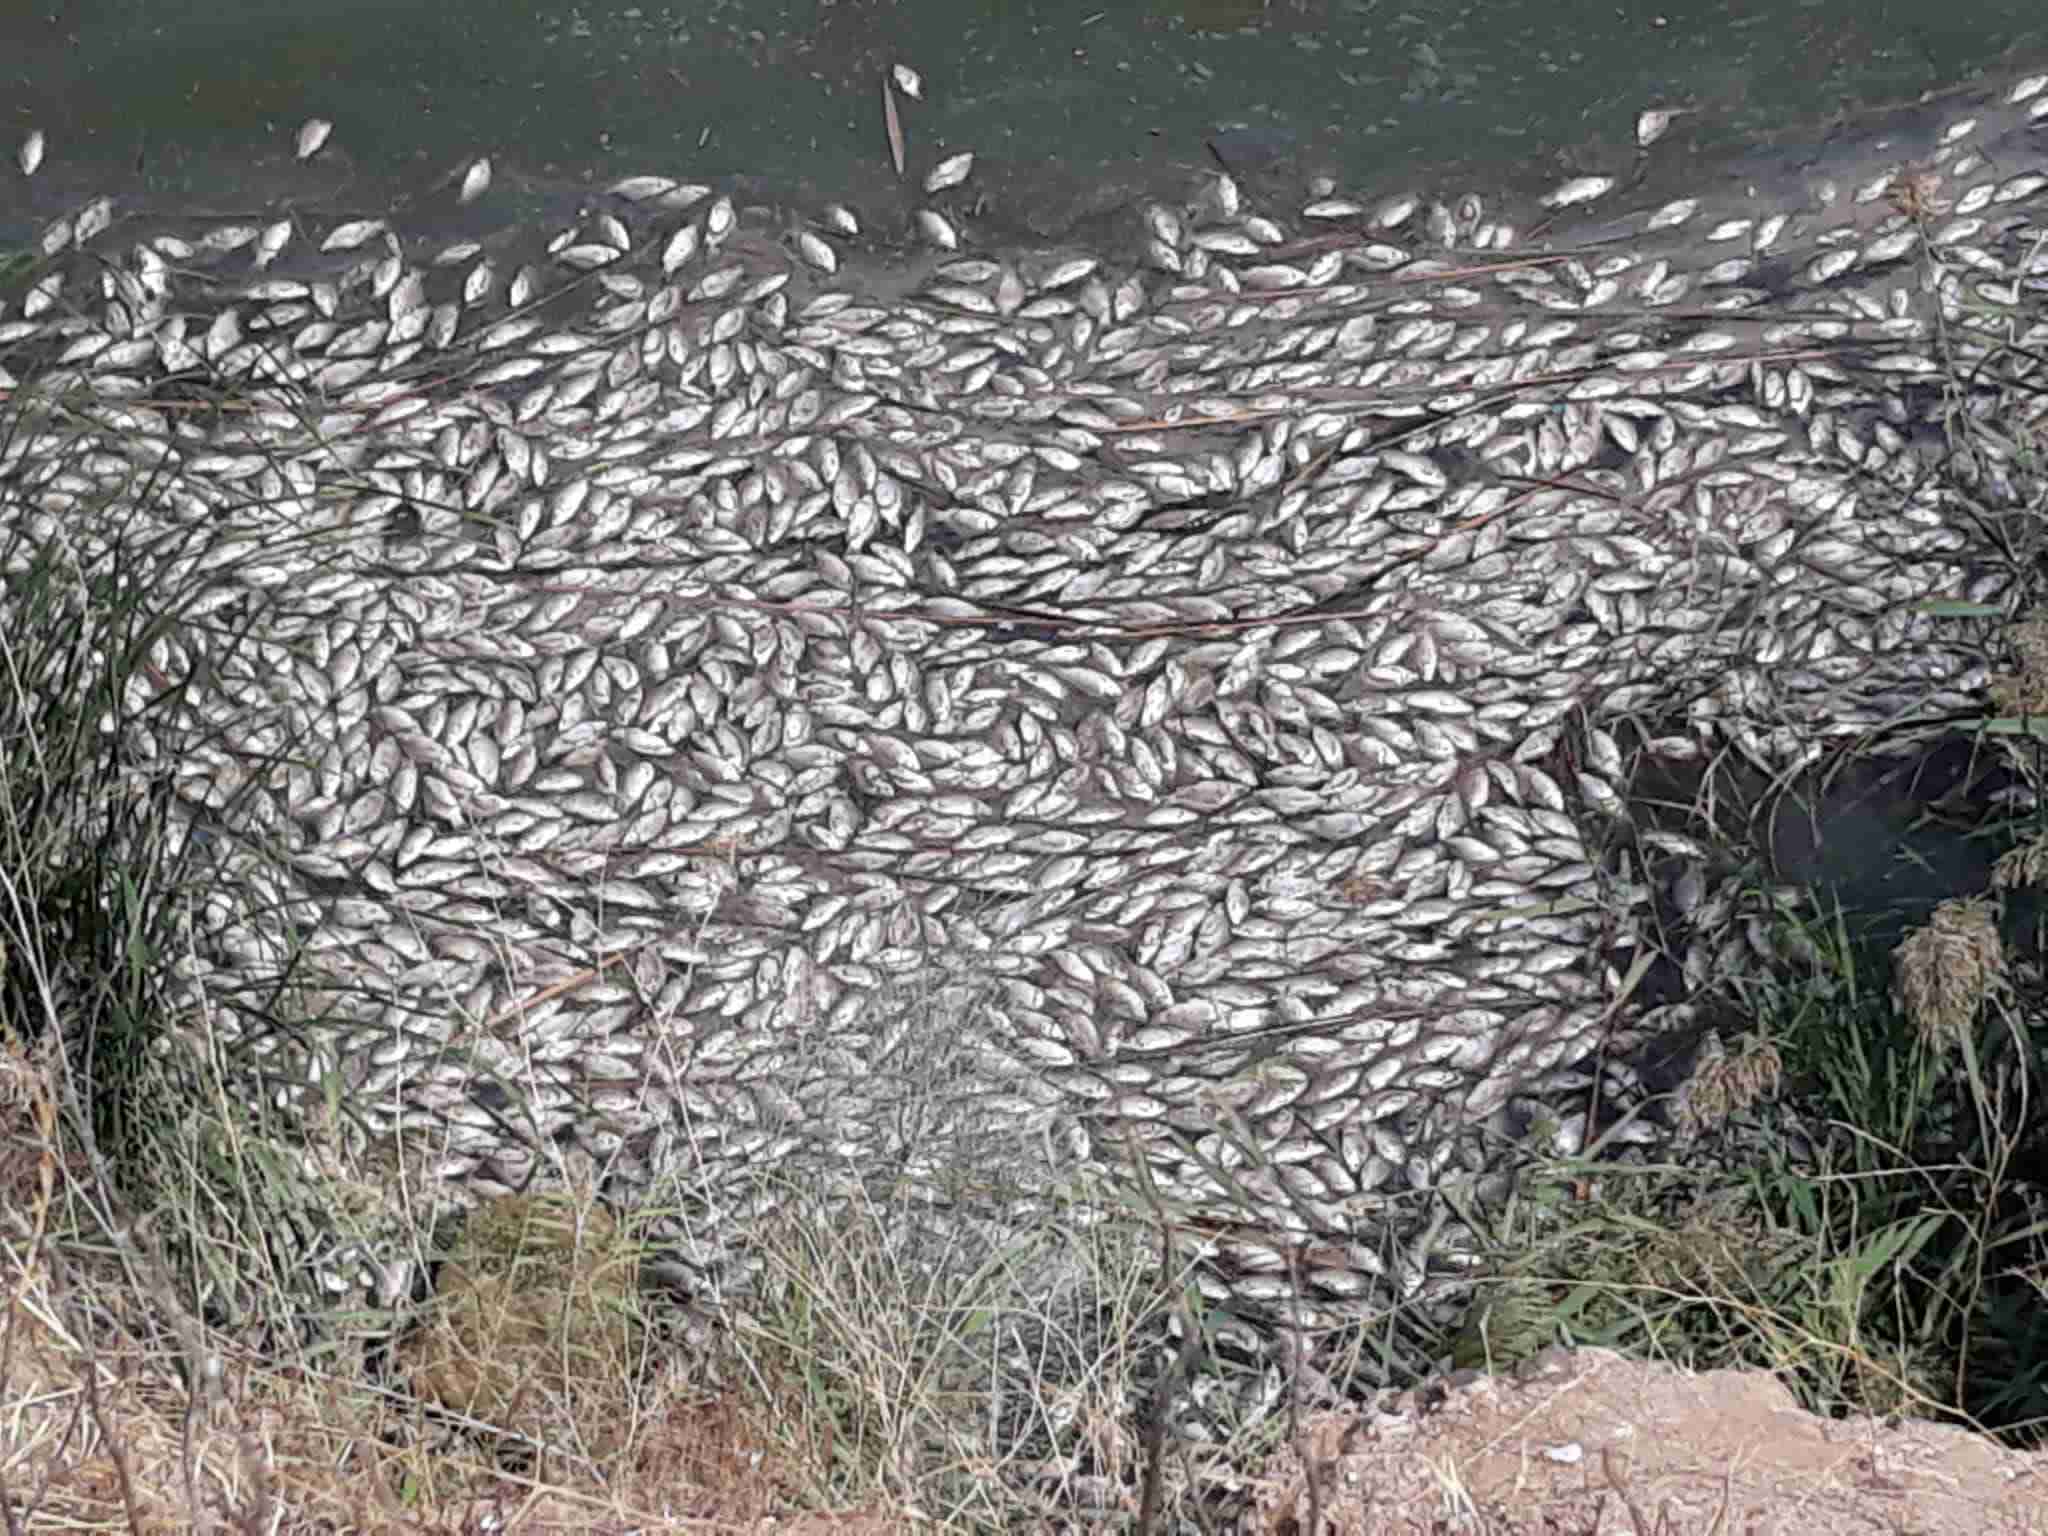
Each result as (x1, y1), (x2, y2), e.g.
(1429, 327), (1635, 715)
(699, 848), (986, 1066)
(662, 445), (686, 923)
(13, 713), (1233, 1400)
(2, 62), (2046, 1529)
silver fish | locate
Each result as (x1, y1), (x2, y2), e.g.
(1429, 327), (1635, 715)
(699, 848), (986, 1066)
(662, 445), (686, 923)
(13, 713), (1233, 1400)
(1647, 198), (1697, 230)
(322, 218), (387, 252)
(1373, 192), (1418, 229)
(795, 229), (838, 274)
(1635, 107), (1675, 147)
(924, 151), (974, 193)
(611, 174), (677, 201)
(1542, 175), (1615, 209)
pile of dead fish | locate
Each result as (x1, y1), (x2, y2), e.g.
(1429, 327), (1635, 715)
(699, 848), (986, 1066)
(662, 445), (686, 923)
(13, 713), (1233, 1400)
(3, 69), (2046, 1397)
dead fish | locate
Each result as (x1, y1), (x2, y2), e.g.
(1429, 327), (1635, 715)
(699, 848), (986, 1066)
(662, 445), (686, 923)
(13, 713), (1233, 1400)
(72, 197), (113, 247)
(1634, 107), (1678, 148)
(254, 218), (293, 268)
(661, 222), (700, 274)
(19, 129), (45, 177)
(322, 219), (387, 253)
(705, 195), (734, 243)
(1647, 198), (1697, 230)
(610, 174), (677, 202)
(892, 62), (923, 99)
(1304, 197), (1364, 220)
(796, 229), (838, 274)
(458, 157), (492, 205)
(1373, 193), (1419, 229)
(296, 118), (332, 161)
(1542, 175), (1615, 209)
(925, 150), (974, 194)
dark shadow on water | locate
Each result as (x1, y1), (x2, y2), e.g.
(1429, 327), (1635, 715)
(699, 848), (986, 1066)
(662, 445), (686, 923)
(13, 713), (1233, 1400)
(1627, 725), (2048, 974)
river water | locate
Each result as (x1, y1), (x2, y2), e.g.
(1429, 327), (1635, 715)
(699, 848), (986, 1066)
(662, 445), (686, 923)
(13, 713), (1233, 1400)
(5, 0), (2047, 253)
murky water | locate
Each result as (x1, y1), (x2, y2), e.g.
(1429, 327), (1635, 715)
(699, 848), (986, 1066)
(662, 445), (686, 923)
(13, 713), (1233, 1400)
(5, 0), (2046, 252)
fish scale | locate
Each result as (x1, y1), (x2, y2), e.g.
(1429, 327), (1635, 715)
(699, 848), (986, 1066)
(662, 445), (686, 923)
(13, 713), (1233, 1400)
(6, 72), (2048, 1439)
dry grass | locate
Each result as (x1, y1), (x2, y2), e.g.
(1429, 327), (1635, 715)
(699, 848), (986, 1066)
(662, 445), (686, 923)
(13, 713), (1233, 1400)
(0, 1017), (911, 1535)
(5, 943), (2042, 1534)
(1893, 896), (2006, 1050)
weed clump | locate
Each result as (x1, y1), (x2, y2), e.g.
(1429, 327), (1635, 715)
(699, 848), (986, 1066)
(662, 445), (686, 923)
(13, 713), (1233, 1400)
(1893, 895), (2006, 1049)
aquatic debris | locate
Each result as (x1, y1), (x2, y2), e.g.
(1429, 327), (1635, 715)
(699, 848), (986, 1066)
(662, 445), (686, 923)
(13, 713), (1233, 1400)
(882, 73), (905, 178)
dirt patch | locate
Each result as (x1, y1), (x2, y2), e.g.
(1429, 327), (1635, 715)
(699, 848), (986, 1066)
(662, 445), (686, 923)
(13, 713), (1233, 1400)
(1240, 1347), (2048, 1535)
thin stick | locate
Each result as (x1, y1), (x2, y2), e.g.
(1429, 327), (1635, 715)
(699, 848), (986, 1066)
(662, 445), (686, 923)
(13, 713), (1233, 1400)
(882, 77), (904, 180)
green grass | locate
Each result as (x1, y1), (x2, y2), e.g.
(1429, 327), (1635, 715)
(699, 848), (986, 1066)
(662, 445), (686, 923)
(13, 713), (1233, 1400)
(1433, 878), (2048, 1447)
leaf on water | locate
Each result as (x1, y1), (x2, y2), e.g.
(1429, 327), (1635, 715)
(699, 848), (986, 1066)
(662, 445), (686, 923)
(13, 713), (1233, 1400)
(883, 77), (904, 179)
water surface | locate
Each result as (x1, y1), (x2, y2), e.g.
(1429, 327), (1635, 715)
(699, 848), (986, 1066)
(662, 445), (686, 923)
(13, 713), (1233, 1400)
(4, 0), (2044, 250)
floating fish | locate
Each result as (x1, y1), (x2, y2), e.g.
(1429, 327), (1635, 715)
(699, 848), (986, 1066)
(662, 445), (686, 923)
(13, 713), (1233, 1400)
(1542, 174), (1615, 209)
(924, 150), (973, 194)
(795, 228), (837, 273)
